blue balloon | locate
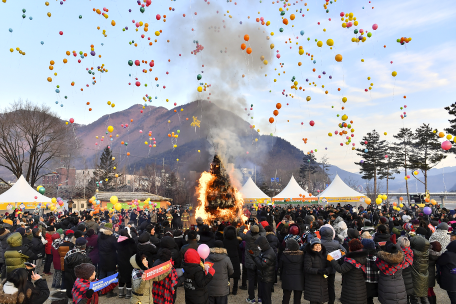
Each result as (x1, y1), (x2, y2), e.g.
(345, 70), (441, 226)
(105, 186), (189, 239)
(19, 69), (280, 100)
(60, 104), (63, 107)
(364, 149), (369, 153)
(55, 101), (58, 104)
(300, 30), (304, 35)
(41, 41), (44, 45)
(313, 60), (316, 64)
(29, 16), (33, 20)
(8, 28), (13, 33)
(55, 89), (60, 93)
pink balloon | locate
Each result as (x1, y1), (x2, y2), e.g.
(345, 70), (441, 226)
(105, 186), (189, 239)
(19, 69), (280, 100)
(372, 24), (378, 30)
(197, 244), (210, 260)
(34, 196), (37, 199)
(276, 54), (281, 59)
(125, 124), (129, 127)
(442, 141), (452, 151)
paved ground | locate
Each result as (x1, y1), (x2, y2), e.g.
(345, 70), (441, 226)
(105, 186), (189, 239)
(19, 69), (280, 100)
(45, 270), (452, 304)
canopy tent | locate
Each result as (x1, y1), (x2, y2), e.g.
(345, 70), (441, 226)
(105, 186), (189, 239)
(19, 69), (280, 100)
(240, 177), (270, 203)
(273, 175), (317, 203)
(0, 175), (52, 210)
(318, 174), (366, 205)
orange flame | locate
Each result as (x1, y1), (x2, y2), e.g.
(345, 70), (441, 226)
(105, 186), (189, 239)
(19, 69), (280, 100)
(195, 171), (247, 224)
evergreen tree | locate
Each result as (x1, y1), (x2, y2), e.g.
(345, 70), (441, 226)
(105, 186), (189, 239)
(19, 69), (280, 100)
(411, 123), (447, 191)
(354, 130), (386, 198)
(299, 154), (318, 191)
(165, 172), (178, 204)
(92, 146), (119, 191)
(444, 102), (456, 138)
(392, 128), (414, 204)
(378, 143), (400, 204)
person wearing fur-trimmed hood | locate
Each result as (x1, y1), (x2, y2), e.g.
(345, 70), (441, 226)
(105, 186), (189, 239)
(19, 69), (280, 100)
(206, 240), (234, 303)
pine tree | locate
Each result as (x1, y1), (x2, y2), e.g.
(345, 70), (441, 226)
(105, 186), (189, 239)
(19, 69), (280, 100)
(392, 128), (414, 204)
(165, 172), (178, 204)
(354, 130), (386, 198)
(444, 102), (456, 137)
(92, 146), (119, 191)
(411, 123), (447, 191)
(299, 154), (318, 191)
(378, 142), (400, 204)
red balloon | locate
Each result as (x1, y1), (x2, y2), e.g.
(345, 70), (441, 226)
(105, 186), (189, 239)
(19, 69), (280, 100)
(59, 31), (63, 35)
(149, 61), (154, 67)
(146, 0), (152, 6)
(156, 14), (161, 20)
(69, 118), (74, 123)
(135, 60), (140, 66)
(135, 81), (141, 87)
(309, 120), (315, 126)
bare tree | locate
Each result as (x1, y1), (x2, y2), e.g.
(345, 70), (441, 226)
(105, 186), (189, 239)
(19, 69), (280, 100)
(0, 100), (67, 186)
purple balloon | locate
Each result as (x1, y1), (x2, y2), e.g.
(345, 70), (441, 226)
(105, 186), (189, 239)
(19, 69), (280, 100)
(358, 35), (363, 40)
(423, 207), (432, 215)
(91, 51), (96, 56)
(329, 75), (332, 79)
(360, 160), (364, 164)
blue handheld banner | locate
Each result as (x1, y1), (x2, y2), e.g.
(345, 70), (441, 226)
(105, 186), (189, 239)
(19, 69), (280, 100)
(89, 273), (118, 292)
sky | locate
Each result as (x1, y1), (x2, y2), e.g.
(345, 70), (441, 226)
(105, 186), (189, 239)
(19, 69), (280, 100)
(1, 0), (456, 174)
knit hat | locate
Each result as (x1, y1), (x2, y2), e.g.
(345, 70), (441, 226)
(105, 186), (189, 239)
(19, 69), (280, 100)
(74, 231), (83, 239)
(385, 242), (399, 254)
(348, 239), (363, 252)
(57, 228), (64, 235)
(361, 238), (375, 250)
(250, 225), (260, 234)
(104, 223), (113, 231)
(74, 263), (95, 280)
(214, 240), (224, 248)
(65, 229), (75, 235)
(260, 221), (269, 228)
(184, 248), (201, 264)
(437, 222), (449, 231)
(3, 219), (13, 226)
(76, 237), (87, 247)
(52, 233), (60, 241)
(430, 241), (442, 252)
(196, 217), (203, 224)
(138, 232), (150, 244)
(46, 226), (55, 232)
(15, 228), (25, 236)
(286, 238), (300, 251)
(310, 237), (321, 246)
(402, 215), (411, 223)
(397, 236), (410, 248)
(361, 231), (372, 239)
(187, 230), (198, 241)
(77, 224), (86, 231)
(416, 227), (427, 236)
(86, 229), (94, 237)
(347, 228), (359, 239)
(412, 219), (420, 225)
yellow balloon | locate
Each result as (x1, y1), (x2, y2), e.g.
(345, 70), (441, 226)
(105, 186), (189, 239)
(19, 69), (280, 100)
(155, 31), (160, 36)
(110, 196), (118, 204)
(306, 96), (311, 101)
(263, 60), (268, 65)
(382, 194), (387, 200)
(341, 114), (348, 121)
(299, 49), (304, 55)
(270, 43), (274, 49)
(51, 197), (57, 203)
(375, 198), (382, 205)
(114, 203), (122, 211)
(317, 41), (323, 47)
(342, 97), (347, 103)
(392, 71), (397, 77)
(47, 12), (51, 17)
(107, 126), (114, 133)
(326, 39), (334, 46)
(197, 86), (203, 92)
(446, 134), (453, 140)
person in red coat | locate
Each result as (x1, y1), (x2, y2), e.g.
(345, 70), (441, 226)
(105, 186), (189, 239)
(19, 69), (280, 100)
(43, 226), (55, 275)
(51, 232), (63, 289)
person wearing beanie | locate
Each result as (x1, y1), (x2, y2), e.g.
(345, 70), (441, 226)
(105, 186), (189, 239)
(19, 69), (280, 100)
(85, 228), (99, 272)
(84, 214), (99, 234)
(436, 240), (456, 303)
(206, 240), (234, 303)
(30, 228), (46, 274)
(303, 237), (330, 304)
(137, 232), (158, 267)
(410, 234), (431, 303)
(238, 218), (265, 303)
(64, 237), (92, 298)
(248, 236), (276, 304)
(196, 217), (204, 231)
(151, 248), (180, 304)
(397, 236), (414, 301)
(50, 232), (63, 289)
(429, 222), (451, 256)
(182, 248), (215, 304)
(180, 230), (199, 263)
(4, 232), (37, 275)
(115, 228), (137, 299)
(342, 228), (360, 251)
(98, 221), (117, 296)
(375, 242), (408, 304)
(264, 226), (279, 257)
(327, 239), (368, 304)
(374, 224), (391, 250)
(72, 263), (117, 304)
(220, 225), (240, 295)
(198, 225), (215, 249)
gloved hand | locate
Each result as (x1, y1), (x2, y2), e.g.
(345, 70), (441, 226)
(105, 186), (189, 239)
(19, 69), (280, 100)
(341, 250), (345, 256)
(86, 289), (95, 298)
(317, 269), (327, 275)
(327, 254), (334, 262)
(208, 267), (215, 276)
(41, 236), (48, 245)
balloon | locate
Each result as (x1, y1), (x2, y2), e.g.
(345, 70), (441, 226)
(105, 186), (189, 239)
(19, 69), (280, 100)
(441, 141), (452, 151)
(240, 43), (246, 50)
(246, 47), (252, 54)
(273, 110), (279, 116)
(382, 194), (387, 200)
(365, 198), (371, 204)
(342, 97), (347, 103)
(110, 196), (118, 204)
(197, 244), (210, 260)
(317, 41), (323, 47)
(423, 207), (432, 215)
(335, 54), (342, 62)
(326, 39), (334, 46)
(69, 118), (74, 123)
(114, 203), (122, 211)
(197, 86), (203, 92)
(244, 34), (249, 41)
(399, 197), (403, 201)
(51, 197), (57, 203)
(39, 187), (45, 194)
(276, 103), (281, 109)
(107, 126), (114, 133)
(392, 71), (397, 77)
(269, 117), (274, 123)
(372, 24), (378, 30)
(375, 198), (382, 205)
(309, 120), (315, 126)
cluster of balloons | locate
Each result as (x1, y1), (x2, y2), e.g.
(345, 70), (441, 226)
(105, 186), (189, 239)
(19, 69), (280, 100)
(397, 37), (412, 45)
(432, 129), (454, 151)
(36, 185), (46, 195)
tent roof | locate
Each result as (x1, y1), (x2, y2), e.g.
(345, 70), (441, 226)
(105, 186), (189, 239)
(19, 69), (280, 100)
(318, 174), (365, 198)
(0, 175), (52, 203)
(273, 175), (310, 199)
(240, 177), (270, 199)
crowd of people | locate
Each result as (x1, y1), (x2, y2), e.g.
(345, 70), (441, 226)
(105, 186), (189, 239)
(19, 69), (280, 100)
(0, 202), (454, 304)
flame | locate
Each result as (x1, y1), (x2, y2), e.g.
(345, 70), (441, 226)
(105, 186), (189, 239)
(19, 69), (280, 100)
(195, 171), (247, 224)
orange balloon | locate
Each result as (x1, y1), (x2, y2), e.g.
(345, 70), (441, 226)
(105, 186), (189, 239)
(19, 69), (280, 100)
(273, 110), (279, 116)
(425, 197), (430, 203)
(399, 197), (403, 201)
(276, 103), (282, 109)
(241, 43), (246, 50)
(63, 58), (68, 64)
(244, 34), (250, 41)
(121, 141), (125, 145)
(283, 18), (288, 25)
(335, 54), (343, 62)
(50, 60), (55, 65)
(290, 14), (295, 20)
(246, 47), (252, 54)
(269, 117), (274, 123)
(127, 152), (130, 156)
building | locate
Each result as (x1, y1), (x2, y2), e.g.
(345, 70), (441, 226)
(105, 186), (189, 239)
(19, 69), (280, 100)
(42, 167), (76, 186)
(75, 169), (96, 187)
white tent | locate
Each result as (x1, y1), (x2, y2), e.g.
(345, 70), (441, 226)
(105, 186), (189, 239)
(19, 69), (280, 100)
(273, 175), (316, 202)
(0, 175), (51, 210)
(318, 174), (366, 205)
(240, 177), (270, 202)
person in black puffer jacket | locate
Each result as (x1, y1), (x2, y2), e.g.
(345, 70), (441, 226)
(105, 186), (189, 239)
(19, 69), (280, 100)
(30, 228), (45, 268)
(303, 238), (332, 304)
(265, 226), (279, 255)
(250, 236), (276, 304)
(320, 225), (346, 304)
(222, 226), (240, 295)
(398, 236), (414, 302)
(428, 241), (441, 304)
(0, 225), (11, 273)
(137, 231), (158, 266)
(374, 225), (391, 251)
(158, 236), (181, 268)
(436, 240), (456, 304)
(198, 225), (215, 248)
(182, 248), (214, 304)
(376, 242), (408, 304)
(97, 223), (117, 284)
(329, 239), (368, 304)
(116, 228), (137, 299)
(64, 237), (92, 299)
(279, 239), (304, 304)
(180, 230), (199, 264)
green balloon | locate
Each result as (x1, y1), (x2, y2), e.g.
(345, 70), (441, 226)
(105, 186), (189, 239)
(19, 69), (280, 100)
(280, 11), (285, 16)
(197, 74), (202, 80)
(22, 14), (26, 19)
(140, 7), (145, 13)
(354, 29), (358, 34)
(177, 130), (180, 133)
(79, 15), (82, 19)
(39, 187), (45, 195)
(270, 133), (273, 136)
(307, 37), (310, 41)
(367, 32), (372, 38)
(279, 28), (284, 32)
(128, 60), (133, 66)
(250, 104), (253, 107)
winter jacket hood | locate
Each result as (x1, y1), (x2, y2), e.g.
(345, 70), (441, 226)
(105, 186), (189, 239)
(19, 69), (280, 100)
(255, 236), (271, 252)
(223, 226), (237, 240)
(209, 247), (227, 260)
(320, 225), (335, 240)
(377, 250), (405, 265)
(184, 248), (202, 264)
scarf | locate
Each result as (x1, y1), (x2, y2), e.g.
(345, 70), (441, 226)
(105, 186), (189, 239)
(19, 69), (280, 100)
(376, 255), (407, 275)
(344, 257), (366, 273)
(72, 278), (98, 304)
(402, 247), (413, 267)
(152, 267), (178, 304)
(65, 248), (86, 259)
(429, 230), (451, 256)
(52, 238), (63, 250)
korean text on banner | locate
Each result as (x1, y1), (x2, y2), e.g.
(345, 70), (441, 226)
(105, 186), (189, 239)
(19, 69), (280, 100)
(143, 260), (172, 280)
(89, 273), (118, 292)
